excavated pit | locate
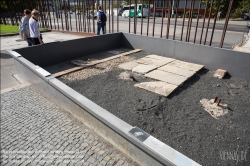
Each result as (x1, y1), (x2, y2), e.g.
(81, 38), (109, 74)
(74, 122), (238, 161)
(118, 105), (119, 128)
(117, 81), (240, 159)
(56, 50), (250, 166)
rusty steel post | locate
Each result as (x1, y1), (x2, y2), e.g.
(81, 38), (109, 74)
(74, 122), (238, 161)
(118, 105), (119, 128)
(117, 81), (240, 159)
(46, 0), (52, 29)
(220, 0), (234, 48)
(81, 0), (85, 32)
(63, 0), (69, 30)
(146, 0), (150, 36)
(180, 0), (187, 41)
(134, 0), (137, 34)
(117, 0), (119, 32)
(112, 0), (114, 33)
(58, 0), (64, 30)
(72, 0), (78, 31)
(166, 0), (172, 39)
(173, 0), (179, 40)
(194, 0), (202, 43)
(92, 0), (95, 33)
(50, 0), (57, 30)
(209, 0), (220, 46)
(104, 0), (106, 33)
(185, 0), (193, 42)
(141, 0), (144, 35)
(152, 0), (156, 37)
(187, 0), (195, 42)
(200, 0), (208, 44)
(129, 0), (131, 33)
(108, 0), (110, 33)
(160, 0), (165, 38)
(83, 0), (86, 32)
(204, 0), (214, 45)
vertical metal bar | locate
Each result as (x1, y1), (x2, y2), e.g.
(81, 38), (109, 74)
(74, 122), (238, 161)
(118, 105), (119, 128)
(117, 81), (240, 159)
(88, 0), (91, 32)
(209, 0), (220, 46)
(166, 0), (172, 39)
(129, 0), (131, 33)
(146, 0), (150, 36)
(200, 0), (208, 44)
(86, 0), (89, 32)
(92, 0), (95, 33)
(152, 0), (156, 36)
(54, 0), (60, 30)
(42, 0), (48, 28)
(194, 0), (202, 43)
(108, 0), (110, 33)
(141, 0), (144, 35)
(173, 0), (179, 40)
(160, 0), (165, 38)
(187, 0), (195, 42)
(117, 0), (119, 32)
(68, 0), (72, 31)
(81, 0), (85, 32)
(63, 0), (68, 30)
(78, 0), (82, 31)
(104, 0), (106, 33)
(102, 0), (104, 9)
(180, 0), (187, 41)
(51, 0), (57, 30)
(185, 0), (193, 41)
(204, 0), (214, 45)
(73, 0), (78, 31)
(58, 0), (64, 30)
(83, 0), (86, 32)
(46, 0), (52, 29)
(220, 0), (233, 48)
(112, 0), (114, 33)
(134, 0), (137, 34)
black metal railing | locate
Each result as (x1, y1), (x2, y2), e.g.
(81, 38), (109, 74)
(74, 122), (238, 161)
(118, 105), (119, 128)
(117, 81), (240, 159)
(0, 0), (235, 48)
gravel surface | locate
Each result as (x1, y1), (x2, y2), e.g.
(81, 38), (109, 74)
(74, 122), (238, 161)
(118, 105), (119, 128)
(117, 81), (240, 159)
(59, 51), (250, 166)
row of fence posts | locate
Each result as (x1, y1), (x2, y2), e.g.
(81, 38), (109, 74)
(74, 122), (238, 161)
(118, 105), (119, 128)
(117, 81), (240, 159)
(0, 0), (234, 48)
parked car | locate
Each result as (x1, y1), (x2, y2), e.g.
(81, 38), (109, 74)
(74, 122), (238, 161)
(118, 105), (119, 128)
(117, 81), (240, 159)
(242, 13), (250, 20)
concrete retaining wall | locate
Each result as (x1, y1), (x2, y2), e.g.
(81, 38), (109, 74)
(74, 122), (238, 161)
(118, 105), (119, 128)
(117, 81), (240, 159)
(8, 32), (249, 166)
(122, 33), (250, 81)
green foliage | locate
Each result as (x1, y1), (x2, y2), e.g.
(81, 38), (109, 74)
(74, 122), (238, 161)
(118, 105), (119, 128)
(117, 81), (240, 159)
(0, 24), (47, 34)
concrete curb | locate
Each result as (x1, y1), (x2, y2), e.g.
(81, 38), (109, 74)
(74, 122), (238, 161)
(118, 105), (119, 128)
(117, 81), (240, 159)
(0, 30), (51, 37)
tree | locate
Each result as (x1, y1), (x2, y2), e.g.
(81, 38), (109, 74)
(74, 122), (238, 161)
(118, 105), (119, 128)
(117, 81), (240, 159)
(202, 0), (243, 18)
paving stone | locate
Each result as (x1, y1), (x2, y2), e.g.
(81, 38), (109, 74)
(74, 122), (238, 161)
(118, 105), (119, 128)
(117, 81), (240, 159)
(132, 64), (158, 74)
(145, 54), (176, 63)
(158, 65), (196, 77)
(136, 57), (170, 67)
(135, 81), (178, 97)
(118, 61), (138, 71)
(145, 70), (188, 86)
(167, 60), (204, 72)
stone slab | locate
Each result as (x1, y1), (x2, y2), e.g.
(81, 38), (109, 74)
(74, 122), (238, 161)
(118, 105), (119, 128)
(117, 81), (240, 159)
(118, 61), (138, 70)
(146, 54), (176, 63)
(213, 69), (227, 79)
(158, 65), (196, 78)
(136, 56), (174, 67)
(145, 70), (188, 86)
(134, 81), (178, 97)
(167, 60), (204, 72)
(132, 64), (158, 74)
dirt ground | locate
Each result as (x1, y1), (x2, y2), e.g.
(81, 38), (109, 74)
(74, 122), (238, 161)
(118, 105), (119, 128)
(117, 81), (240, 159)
(59, 51), (250, 166)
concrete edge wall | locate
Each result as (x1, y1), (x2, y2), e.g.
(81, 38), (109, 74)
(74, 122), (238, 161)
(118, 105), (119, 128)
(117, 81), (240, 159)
(122, 33), (250, 81)
(13, 33), (123, 68)
(7, 50), (201, 166)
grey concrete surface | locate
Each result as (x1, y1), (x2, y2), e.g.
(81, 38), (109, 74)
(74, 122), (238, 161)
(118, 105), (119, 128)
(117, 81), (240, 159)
(0, 86), (138, 166)
(0, 51), (19, 90)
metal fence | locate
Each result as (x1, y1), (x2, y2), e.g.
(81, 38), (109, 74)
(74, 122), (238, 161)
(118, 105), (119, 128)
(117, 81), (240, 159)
(0, 0), (234, 48)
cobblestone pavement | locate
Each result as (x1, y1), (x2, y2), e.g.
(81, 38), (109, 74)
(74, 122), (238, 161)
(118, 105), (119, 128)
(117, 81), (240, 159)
(0, 86), (139, 166)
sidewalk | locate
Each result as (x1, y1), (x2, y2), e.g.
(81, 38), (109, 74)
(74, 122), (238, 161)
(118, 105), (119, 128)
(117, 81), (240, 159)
(233, 31), (250, 53)
(0, 32), (139, 166)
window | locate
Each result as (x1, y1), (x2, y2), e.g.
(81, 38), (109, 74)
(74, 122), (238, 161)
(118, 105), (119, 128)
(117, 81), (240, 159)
(156, 0), (162, 7)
